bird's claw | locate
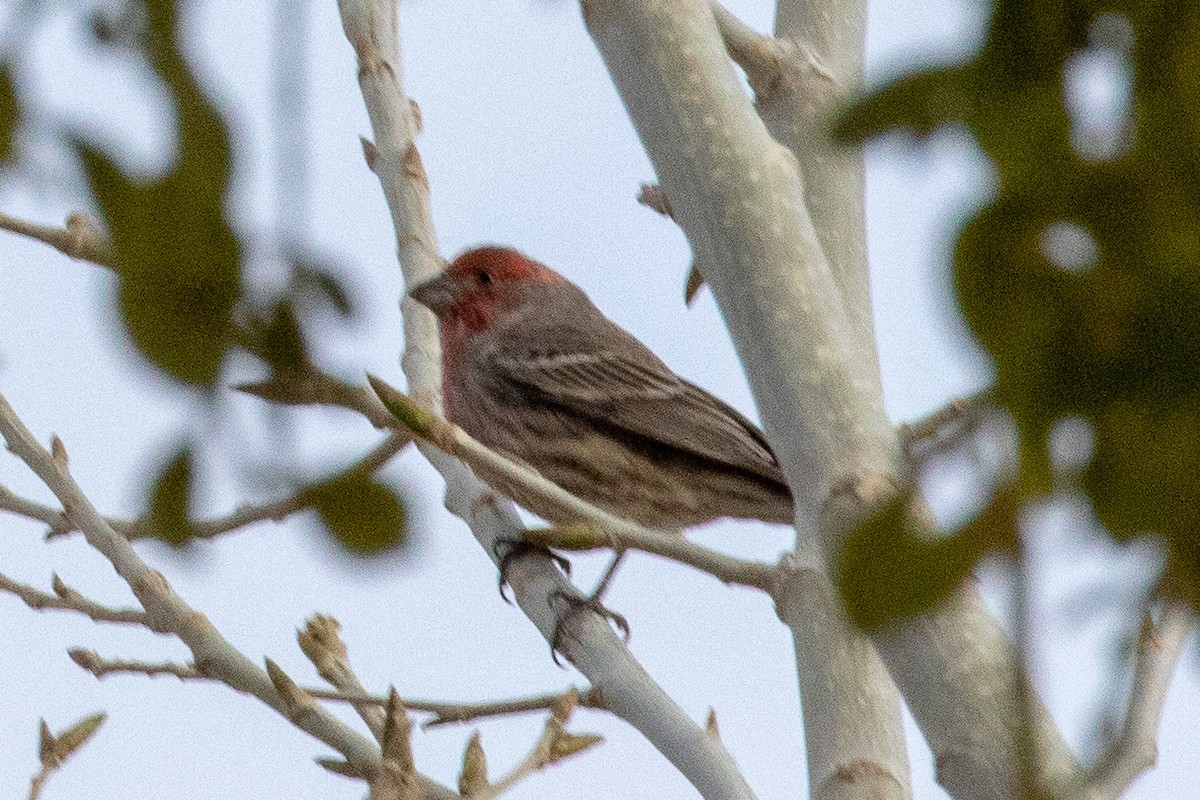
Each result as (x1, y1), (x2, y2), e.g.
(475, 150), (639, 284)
(548, 589), (631, 666)
(493, 539), (571, 603)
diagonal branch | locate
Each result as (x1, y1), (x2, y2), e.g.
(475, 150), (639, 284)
(369, 376), (776, 590)
(0, 211), (113, 265)
(1, 431), (409, 543)
(0, 392), (456, 800)
(1080, 602), (1196, 800)
(0, 573), (148, 625)
(336, 3), (759, 798)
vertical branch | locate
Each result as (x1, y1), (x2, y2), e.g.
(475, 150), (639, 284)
(585, 1), (910, 798)
(712, 1), (1085, 796)
(761, 3), (876, 371)
(336, 3), (762, 797)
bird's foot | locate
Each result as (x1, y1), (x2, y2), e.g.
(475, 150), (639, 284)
(548, 589), (631, 666)
(493, 538), (571, 604)
(548, 551), (630, 665)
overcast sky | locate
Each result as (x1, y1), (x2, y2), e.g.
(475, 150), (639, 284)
(1, 1), (1195, 798)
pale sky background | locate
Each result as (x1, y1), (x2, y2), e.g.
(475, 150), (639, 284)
(1, 1), (1196, 799)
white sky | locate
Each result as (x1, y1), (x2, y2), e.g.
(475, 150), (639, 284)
(0, 1), (1195, 798)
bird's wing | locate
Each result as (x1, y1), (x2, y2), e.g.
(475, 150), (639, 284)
(489, 325), (785, 483)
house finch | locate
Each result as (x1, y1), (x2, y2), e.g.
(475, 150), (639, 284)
(409, 246), (795, 530)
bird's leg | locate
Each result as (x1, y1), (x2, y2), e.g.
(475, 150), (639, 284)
(493, 538), (572, 603)
(549, 550), (630, 665)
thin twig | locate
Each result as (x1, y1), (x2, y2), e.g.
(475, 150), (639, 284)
(68, 644), (607, 728)
(708, 0), (781, 96)
(235, 371), (398, 429)
(299, 614), (387, 742)
(0, 574), (148, 625)
(69, 650), (200, 680)
(368, 376), (777, 591)
(1079, 602), (1196, 800)
(0, 211), (114, 266)
(476, 709), (602, 800)
(27, 765), (51, 800)
(898, 390), (992, 466)
(419, 686), (607, 728)
(0, 391), (389, 780)
(0, 433), (409, 543)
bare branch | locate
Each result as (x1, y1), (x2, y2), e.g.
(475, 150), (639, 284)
(0, 573), (148, 625)
(338, 2), (757, 796)
(28, 713), (107, 800)
(369, 375), (776, 590)
(637, 183), (673, 217)
(0, 432), (409, 543)
(0, 392), (465, 798)
(182, 431), (410, 540)
(1080, 602), (1197, 800)
(69, 650), (201, 680)
(708, 1), (782, 97)
(235, 371), (399, 429)
(523, 524), (773, 590)
(587, 1), (910, 794)
(299, 614), (387, 742)
(421, 687), (606, 729)
(898, 390), (993, 466)
(0, 211), (114, 266)
(476, 712), (603, 800)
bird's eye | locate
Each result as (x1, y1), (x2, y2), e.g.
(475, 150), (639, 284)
(476, 270), (492, 286)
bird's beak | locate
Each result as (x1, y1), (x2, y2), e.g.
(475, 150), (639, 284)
(408, 272), (459, 316)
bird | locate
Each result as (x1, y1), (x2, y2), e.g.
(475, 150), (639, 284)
(408, 245), (795, 531)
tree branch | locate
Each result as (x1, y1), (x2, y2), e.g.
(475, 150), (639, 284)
(709, 1), (782, 97)
(0, 211), (114, 265)
(369, 376), (776, 590)
(585, 3), (908, 798)
(69, 650), (201, 680)
(0, 392), (457, 799)
(1080, 602), (1196, 800)
(0, 573), (148, 625)
(0, 432), (409, 544)
(299, 614), (387, 742)
(337, 3), (764, 798)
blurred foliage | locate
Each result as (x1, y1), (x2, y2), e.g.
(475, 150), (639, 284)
(0, 0), (405, 556)
(149, 446), (196, 547)
(0, 66), (16, 164)
(76, 0), (240, 388)
(837, 1), (1200, 626)
(305, 472), (408, 556)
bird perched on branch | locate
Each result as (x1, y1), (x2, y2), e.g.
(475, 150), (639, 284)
(409, 245), (795, 529)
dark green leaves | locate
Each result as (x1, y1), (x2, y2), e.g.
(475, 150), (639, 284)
(0, 66), (17, 165)
(833, 67), (968, 141)
(148, 447), (195, 546)
(837, 3), (1200, 613)
(75, 0), (241, 388)
(306, 473), (407, 556)
(840, 490), (1016, 629)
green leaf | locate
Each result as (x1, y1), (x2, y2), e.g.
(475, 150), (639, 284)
(73, 0), (242, 388)
(834, 66), (968, 142)
(307, 473), (407, 556)
(290, 256), (356, 319)
(149, 448), (195, 546)
(77, 143), (240, 387)
(838, 490), (1015, 630)
(252, 300), (310, 373)
(0, 66), (17, 164)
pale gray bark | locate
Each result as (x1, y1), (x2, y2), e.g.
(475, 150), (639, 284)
(338, 1), (759, 796)
(585, 1), (910, 798)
